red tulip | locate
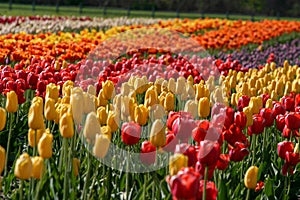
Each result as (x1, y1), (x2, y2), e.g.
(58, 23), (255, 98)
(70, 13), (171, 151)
(282, 125), (300, 138)
(295, 94), (300, 107)
(281, 96), (294, 111)
(259, 108), (274, 127)
(162, 133), (179, 153)
(192, 120), (210, 143)
(171, 112), (197, 141)
(229, 142), (249, 162)
(234, 111), (247, 129)
(275, 114), (285, 131)
(195, 161), (216, 180)
(285, 152), (300, 166)
(223, 124), (248, 147)
(216, 154), (230, 170)
(237, 95), (250, 111)
(198, 140), (220, 167)
(224, 107), (235, 129)
(272, 102), (286, 118)
(169, 167), (200, 199)
(281, 162), (294, 176)
(140, 141), (156, 165)
(248, 114), (265, 135)
(277, 141), (294, 159)
(260, 93), (270, 107)
(197, 180), (218, 200)
(255, 181), (264, 192)
(121, 122), (141, 145)
(285, 113), (300, 130)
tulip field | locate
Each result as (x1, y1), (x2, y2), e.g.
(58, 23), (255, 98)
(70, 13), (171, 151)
(0, 16), (300, 200)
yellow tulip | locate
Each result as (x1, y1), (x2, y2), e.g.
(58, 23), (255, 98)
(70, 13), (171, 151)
(93, 134), (110, 159)
(243, 107), (253, 127)
(70, 88), (84, 124)
(0, 107), (6, 131)
(231, 93), (237, 106)
(198, 97), (210, 118)
(184, 100), (198, 118)
(265, 99), (273, 109)
(72, 158), (80, 177)
(28, 102), (45, 130)
(134, 104), (149, 126)
(87, 85), (96, 96)
(62, 80), (74, 96)
(83, 92), (96, 114)
(175, 77), (186, 95)
(150, 119), (166, 147)
(38, 129), (53, 159)
(102, 80), (115, 100)
(275, 80), (284, 97)
(195, 84), (209, 100)
(244, 166), (259, 189)
(98, 89), (108, 107)
(187, 75), (194, 86)
(28, 128), (44, 147)
(144, 87), (158, 107)
(186, 84), (195, 99)
(31, 156), (44, 179)
(249, 97), (259, 114)
(44, 98), (57, 121)
(168, 78), (176, 93)
(14, 153), (33, 180)
(83, 112), (101, 144)
(292, 80), (299, 93)
(97, 107), (107, 125)
(59, 112), (74, 138)
(169, 153), (188, 176)
(150, 104), (165, 121)
(164, 92), (175, 112)
(45, 83), (60, 102)
(6, 90), (18, 113)
(107, 111), (120, 133)
(101, 126), (112, 141)
(0, 146), (5, 175)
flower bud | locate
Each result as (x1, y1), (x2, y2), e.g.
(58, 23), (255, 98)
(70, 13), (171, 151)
(184, 100), (198, 118)
(14, 153), (33, 180)
(144, 87), (158, 107)
(28, 128), (44, 147)
(107, 111), (120, 132)
(164, 92), (175, 112)
(46, 83), (59, 102)
(244, 166), (259, 189)
(169, 153), (188, 176)
(28, 102), (44, 130)
(70, 88), (84, 124)
(97, 106), (107, 125)
(6, 90), (18, 113)
(31, 156), (44, 179)
(168, 78), (176, 93)
(59, 112), (74, 138)
(72, 158), (80, 177)
(134, 104), (149, 126)
(93, 134), (110, 158)
(44, 98), (57, 121)
(0, 108), (6, 131)
(83, 112), (101, 144)
(150, 119), (166, 147)
(243, 106), (253, 127)
(0, 146), (5, 175)
(198, 97), (210, 118)
(102, 80), (115, 100)
(265, 99), (273, 109)
(101, 126), (112, 141)
(38, 129), (53, 159)
(98, 89), (109, 107)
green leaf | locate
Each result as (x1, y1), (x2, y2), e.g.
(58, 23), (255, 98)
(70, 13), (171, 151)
(258, 162), (267, 180)
(264, 177), (275, 199)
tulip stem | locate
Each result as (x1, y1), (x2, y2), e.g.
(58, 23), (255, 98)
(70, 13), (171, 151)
(19, 180), (24, 200)
(251, 134), (257, 166)
(4, 113), (13, 177)
(245, 188), (250, 200)
(203, 165), (208, 200)
(63, 138), (69, 200)
(126, 149), (130, 200)
(82, 152), (91, 200)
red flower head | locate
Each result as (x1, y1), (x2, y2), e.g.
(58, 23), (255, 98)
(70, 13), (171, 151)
(285, 113), (300, 130)
(259, 108), (274, 127)
(237, 95), (250, 112)
(216, 154), (230, 170)
(198, 140), (220, 167)
(162, 132), (179, 153)
(277, 141), (294, 159)
(234, 111), (247, 130)
(281, 96), (295, 112)
(229, 142), (249, 162)
(260, 93), (270, 107)
(224, 107), (235, 129)
(140, 141), (156, 165)
(282, 125), (300, 138)
(192, 120), (210, 143)
(195, 161), (216, 180)
(275, 114), (285, 131)
(223, 124), (248, 147)
(197, 180), (218, 200)
(272, 102), (286, 118)
(248, 114), (265, 136)
(121, 122), (141, 145)
(169, 167), (200, 200)
(172, 114), (197, 142)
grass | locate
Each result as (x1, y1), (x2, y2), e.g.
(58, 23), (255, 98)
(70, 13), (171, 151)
(0, 3), (299, 21)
